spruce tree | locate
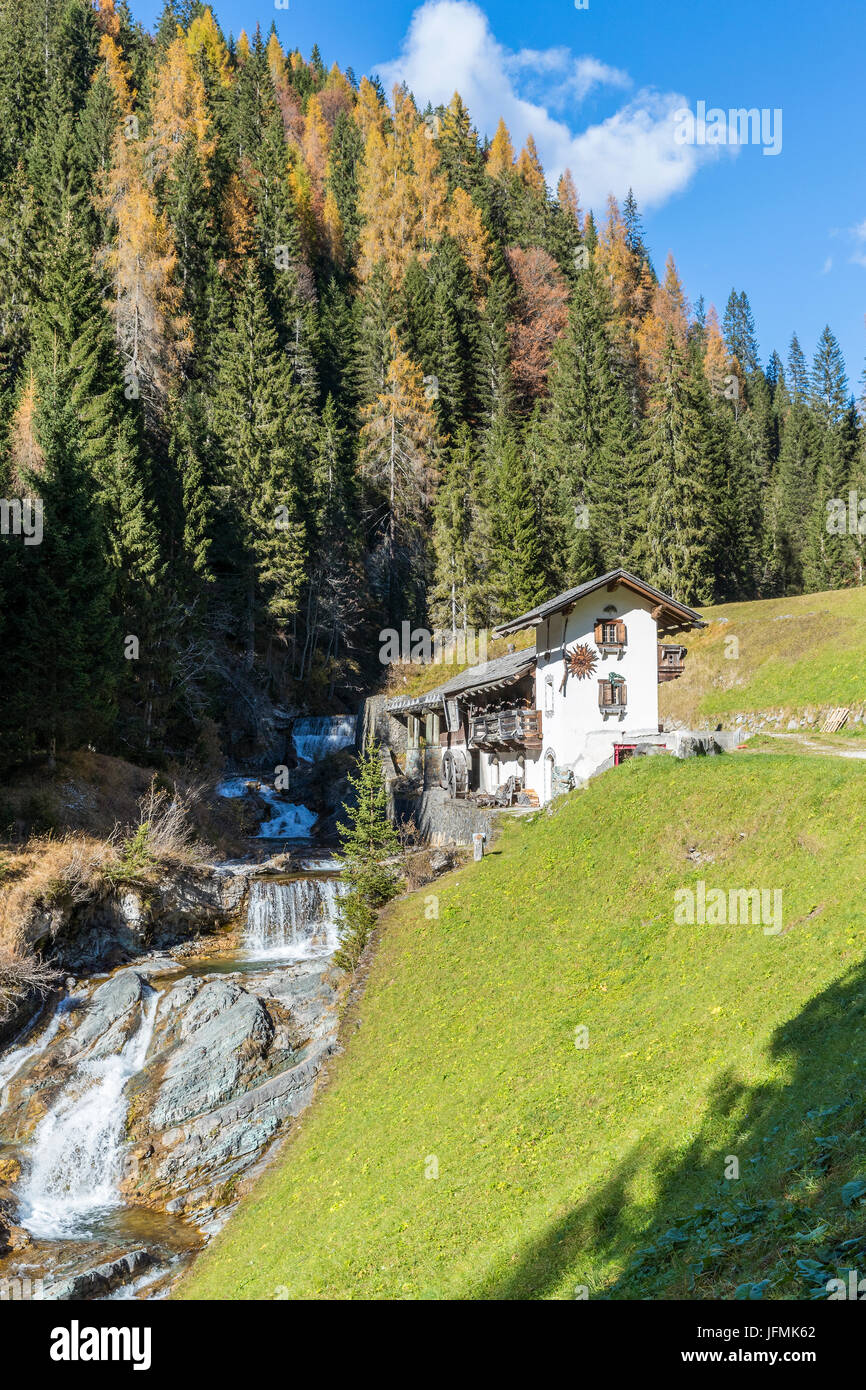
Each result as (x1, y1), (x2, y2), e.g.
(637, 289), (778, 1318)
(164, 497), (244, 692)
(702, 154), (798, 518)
(539, 257), (640, 578)
(334, 739), (401, 972)
(430, 423), (476, 634)
(483, 410), (547, 618)
(12, 370), (118, 760)
(643, 332), (718, 605)
(213, 258), (307, 663)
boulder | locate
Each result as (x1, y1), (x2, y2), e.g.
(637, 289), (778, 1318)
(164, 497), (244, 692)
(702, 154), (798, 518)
(47, 1248), (152, 1301)
(148, 980), (274, 1130)
(69, 969), (147, 1059)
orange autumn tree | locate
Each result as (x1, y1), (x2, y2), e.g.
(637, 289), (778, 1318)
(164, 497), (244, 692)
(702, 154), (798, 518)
(93, 0), (121, 37)
(486, 116), (514, 177)
(409, 119), (449, 260)
(101, 140), (191, 420)
(636, 251), (690, 383)
(516, 134), (545, 197)
(145, 32), (215, 189)
(94, 28), (190, 420)
(301, 93), (331, 216)
(354, 75), (385, 142)
(447, 186), (490, 294)
(596, 194), (655, 376)
(7, 369), (44, 488)
(703, 303), (737, 399)
(358, 86), (489, 289)
(504, 246), (569, 410)
(557, 168), (582, 227)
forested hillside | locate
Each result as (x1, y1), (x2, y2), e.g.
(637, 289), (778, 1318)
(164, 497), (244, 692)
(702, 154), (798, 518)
(1, 0), (864, 773)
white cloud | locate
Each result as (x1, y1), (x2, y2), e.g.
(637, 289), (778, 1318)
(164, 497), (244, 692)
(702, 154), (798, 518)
(822, 256), (833, 274)
(834, 220), (866, 267)
(375, 0), (723, 212)
(504, 50), (631, 105)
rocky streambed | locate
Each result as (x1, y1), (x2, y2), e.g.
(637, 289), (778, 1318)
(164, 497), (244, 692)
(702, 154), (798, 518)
(0, 859), (347, 1300)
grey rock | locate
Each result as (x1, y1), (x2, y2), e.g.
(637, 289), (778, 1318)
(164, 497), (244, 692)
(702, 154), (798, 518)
(71, 970), (147, 1058)
(149, 981), (274, 1129)
(47, 1248), (152, 1301)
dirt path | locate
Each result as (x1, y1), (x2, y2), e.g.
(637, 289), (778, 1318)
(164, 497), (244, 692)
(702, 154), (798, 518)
(756, 733), (866, 760)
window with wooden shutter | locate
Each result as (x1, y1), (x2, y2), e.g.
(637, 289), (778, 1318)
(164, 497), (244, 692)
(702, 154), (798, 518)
(599, 678), (627, 709)
(595, 619), (627, 649)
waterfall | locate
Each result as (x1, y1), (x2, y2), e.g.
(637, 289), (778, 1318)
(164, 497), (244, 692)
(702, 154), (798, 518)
(215, 776), (318, 840)
(0, 998), (70, 1103)
(18, 986), (159, 1239)
(292, 715), (357, 763)
(255, 791), (318, 840)
(245, 877), (347, 958)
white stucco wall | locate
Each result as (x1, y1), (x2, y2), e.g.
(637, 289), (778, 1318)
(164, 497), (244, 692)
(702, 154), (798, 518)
(479, 747), (541, 795)
(525, 584), (661, 802)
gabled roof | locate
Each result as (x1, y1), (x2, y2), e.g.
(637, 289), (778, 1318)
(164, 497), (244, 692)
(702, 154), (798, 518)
(492, 569), (707, 638)
(386, 645), (536, 715)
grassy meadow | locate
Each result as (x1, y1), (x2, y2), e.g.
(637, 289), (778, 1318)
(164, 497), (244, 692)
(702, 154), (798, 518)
(180, 752), (866, 1300)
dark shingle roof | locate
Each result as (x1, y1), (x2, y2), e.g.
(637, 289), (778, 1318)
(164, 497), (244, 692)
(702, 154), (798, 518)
(385, 645), (536, 714)
(492, 568), (706, 637)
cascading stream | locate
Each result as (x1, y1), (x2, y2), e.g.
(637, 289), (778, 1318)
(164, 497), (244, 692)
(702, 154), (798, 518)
(245, 877), (347, 958)
(0, 998), (70, 1101)
(17, 986), (160, 1240)
(292, 715), (357, 763)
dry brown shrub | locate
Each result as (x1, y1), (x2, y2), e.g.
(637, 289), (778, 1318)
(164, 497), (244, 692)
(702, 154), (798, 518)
(0, 947), (60, 1021)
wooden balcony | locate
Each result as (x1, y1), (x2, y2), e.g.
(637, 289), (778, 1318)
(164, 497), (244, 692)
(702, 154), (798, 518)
(468, 706), (542, 750)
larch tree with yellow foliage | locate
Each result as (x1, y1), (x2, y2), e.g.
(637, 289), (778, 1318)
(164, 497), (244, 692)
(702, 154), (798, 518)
(145, 33), (215, 191)
(636, 252), (691, 383)
(486, 117), (514, 177)
(515, 135), (545, 197)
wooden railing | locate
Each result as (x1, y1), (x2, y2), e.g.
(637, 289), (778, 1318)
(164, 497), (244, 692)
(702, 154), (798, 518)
(469, 707), (542, 748)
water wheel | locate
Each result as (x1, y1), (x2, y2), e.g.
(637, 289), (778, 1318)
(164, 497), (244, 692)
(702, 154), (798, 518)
(440, 748), (469, 798)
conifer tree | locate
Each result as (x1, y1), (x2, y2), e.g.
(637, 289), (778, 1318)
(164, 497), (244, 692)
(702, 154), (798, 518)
(723, 289), (759, 377)
(326, 107), (363, 263)
(643, 332), (718, 605)
(430, 422), (477, 634)
(10, 368), (118, 760)
(214, 258), (307, 663)
(437, 92), (484, 194)
(334, 739), (401, 972)
(486, 117), (514, 178)
(359, 326), (439, 617)
(540, 257), (640, 576)
(482, 409), (547, 617)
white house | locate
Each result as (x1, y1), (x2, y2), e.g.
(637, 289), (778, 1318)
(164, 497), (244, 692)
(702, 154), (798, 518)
(385, 569), (705, 807)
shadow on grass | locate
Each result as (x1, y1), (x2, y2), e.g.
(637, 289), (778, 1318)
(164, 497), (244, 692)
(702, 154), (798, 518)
(475, 960), (866, 1300)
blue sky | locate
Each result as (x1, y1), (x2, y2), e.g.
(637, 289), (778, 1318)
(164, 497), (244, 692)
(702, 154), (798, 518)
(136, 0), (866, 393)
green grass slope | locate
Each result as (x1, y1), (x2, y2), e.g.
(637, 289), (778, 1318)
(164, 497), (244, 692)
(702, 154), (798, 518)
(660, 586), (866, 727)
(180, 754), (866, 1301)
